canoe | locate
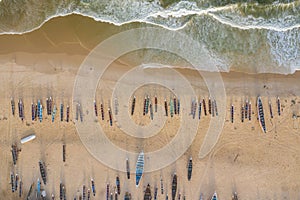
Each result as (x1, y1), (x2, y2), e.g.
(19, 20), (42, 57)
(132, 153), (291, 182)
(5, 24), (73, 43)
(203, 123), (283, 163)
(135, 151), (144, 187)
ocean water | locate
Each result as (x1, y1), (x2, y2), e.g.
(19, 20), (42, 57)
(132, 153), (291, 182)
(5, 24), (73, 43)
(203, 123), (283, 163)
(0, 0), (299, 74)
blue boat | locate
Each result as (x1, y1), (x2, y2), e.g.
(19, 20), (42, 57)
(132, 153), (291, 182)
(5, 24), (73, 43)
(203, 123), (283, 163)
(135, 151), (144, 187)
(52, 105), (56, 122)
(37, 100), (42, 122)
(37, 178), (41, 197)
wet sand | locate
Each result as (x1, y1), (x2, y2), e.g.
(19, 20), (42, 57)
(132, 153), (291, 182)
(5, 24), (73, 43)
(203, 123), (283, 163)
(0, 14), (300, 199)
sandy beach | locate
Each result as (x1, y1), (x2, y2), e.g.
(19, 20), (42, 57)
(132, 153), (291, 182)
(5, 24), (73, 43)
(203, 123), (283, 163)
(0, 14), (300, 200)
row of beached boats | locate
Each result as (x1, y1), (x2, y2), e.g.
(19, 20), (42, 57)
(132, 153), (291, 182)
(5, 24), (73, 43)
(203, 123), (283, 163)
(229, 96), (282, 133)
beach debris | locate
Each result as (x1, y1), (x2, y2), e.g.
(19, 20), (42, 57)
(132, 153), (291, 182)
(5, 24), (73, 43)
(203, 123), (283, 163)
(11, 98), (15, 116)
(21, 134), (36, 144)
(10, 172), (15, 192)
(116, 176), (121, 195)
(91, 178), (96, 196)
(82, 185), (86, 200)
(178, 193), (181, 200)
(231, 105), (234, 123)
(241, 105), (244, 123)
(172, 173), (177, 200)
(126, 158), (130, 179)
(100, 103), (104, 120)
(208, 97), (212, 115)
(257, 96), (266, 133)
(248, 101), (252, 120)
(19, 179), (22, 197)
(174, 97), (177, 115)
(143, 97), (147, 116)
(269, 101), (273, 118)
(52, 104), (57, 122)
(170, 98), (174, 117)
(66, 105), (70, 122)
(124, 192), (131, 200)
(160, 176), (164, 194)
(52, 194), (55, 200)
(164, 99), (168, 116)
(60, 103), (64, 122)
(166, 194), (169, 200)
(214, 99), (218, 116)
(211, 192), (218, 200)
(39, 161), (47, 184)
(114, 97), (119, 116)
(131, 96), (136, 115)
(108, 107), (113, 126)
(154, 186), (158, 200)
(32, 103), (35, 121)
(277, 97), (281, 116)
(187, 157), (193, 181)
(202, 99), (207, 116)
(94, 100), (98, 117)
(63, 144), (66, 162)
(18, 99), (24, 121)
(136, 151), (144, 187)
(144, 184), (152, 200)
(106, 184), (110, 200)
(149, 102), (154, 120)
(154, 96), (158, 113)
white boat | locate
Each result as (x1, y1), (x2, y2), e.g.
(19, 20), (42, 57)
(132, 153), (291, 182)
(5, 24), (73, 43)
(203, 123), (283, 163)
(135, 151), (144, 187)
(21, 134), (36, 144)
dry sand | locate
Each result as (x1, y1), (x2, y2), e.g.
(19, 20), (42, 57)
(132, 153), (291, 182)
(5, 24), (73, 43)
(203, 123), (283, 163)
(0, 14), (300, 200)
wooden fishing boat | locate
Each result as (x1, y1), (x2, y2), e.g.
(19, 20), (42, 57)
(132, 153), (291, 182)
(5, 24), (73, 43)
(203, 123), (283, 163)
(116, 176), (121, 195)
(136, 151), (144, 187)
(144, 184), (152, 200)
(91, 178), (96, 196)
(277, 97), (281, 116)
(39, 161), (47, 184)
(164, 99), (168, 116)
(131, 96), (136, 115)
(124, 192), (131, 200)
(154, 96), (158, 113)
(126, 158), (130, 179)
(171, 173), (177, 200)
(202, 99), (207, 116)
(257, 96), (266, 133)
(187, 157), (192, 181)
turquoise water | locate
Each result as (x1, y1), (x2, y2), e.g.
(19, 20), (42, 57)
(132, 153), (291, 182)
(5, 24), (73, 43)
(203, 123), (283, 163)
(0, 0), (299, 74)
